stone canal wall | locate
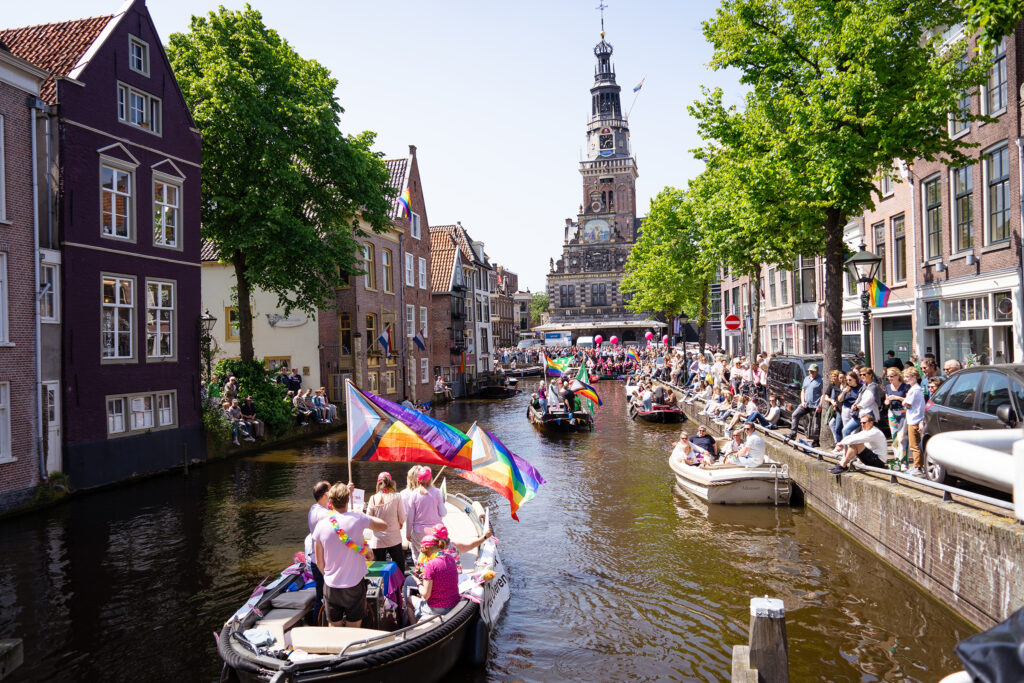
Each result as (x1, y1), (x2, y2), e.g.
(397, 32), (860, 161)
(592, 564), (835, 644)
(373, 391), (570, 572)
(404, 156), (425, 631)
(661, 381), (1024, 630)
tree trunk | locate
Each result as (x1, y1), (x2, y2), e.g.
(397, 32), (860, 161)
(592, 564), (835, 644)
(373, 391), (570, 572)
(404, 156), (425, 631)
(821, 208), (847, 384)
(750, 263), (762, 357)
(232, 250), (256, 363)
(697, 278), (710, 355)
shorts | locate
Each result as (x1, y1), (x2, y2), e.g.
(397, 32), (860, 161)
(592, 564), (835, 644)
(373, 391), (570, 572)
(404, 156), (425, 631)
(324, 581), (367, 623)
(857, 448), (886, 469)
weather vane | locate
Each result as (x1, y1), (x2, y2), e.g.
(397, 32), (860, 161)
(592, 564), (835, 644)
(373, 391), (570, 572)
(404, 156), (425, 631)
(596, 0), (607, 37)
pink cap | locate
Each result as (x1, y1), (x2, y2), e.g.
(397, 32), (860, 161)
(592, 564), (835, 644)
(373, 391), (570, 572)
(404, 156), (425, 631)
(377, 471), (391, 482)
(420, 534), (439, 546)
(417, 467), (432, 483)
(429, 524), (449, 540)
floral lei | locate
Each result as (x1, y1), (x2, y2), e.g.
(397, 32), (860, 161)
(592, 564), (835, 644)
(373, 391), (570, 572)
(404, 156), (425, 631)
(329, 515), (373, 560)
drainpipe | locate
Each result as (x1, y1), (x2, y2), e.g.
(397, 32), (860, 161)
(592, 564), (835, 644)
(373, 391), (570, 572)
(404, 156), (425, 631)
(28, 96), (46, 482)
(1016, 137), (1023, 358)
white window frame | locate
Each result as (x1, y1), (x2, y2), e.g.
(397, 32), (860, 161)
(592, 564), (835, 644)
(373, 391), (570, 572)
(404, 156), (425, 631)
(982, 143), (1011, 245)
(406, 304), (415, 338)
(922, 174), (943, 260)
(418, 256), (427, 289)
(950, 165), (974, 253)
(131, 395), (155, 430)
(145, 279), (175, 360)
(101, 274), (135, 361)
(100, 160), (135, 241)
(157, 392), (175, 426)
(948, 53), (971, 138)
(152, 173), (182, 250)
(107, 390), (178, 437)
(404, 252), (415, 287)
(420, 306), (428, 338)
(107, 397), (126, 435)
(421, 358), (429, 384)
(128, 34), (150, 76)
(0, 115), (5, 223)
(410, 212), (421, 239)
(117, 82), (162, 135)
(980, 38), (1007, 117)
(0, 254), (8, 344)
(880, 172), (894, 198)
(0, 383), (10, 462)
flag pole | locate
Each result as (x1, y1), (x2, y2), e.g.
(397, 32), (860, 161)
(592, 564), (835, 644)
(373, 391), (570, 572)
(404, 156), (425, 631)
(344, 378), (353, 483)
(626, 75), (646, 119)
(431, 466), (446, 486)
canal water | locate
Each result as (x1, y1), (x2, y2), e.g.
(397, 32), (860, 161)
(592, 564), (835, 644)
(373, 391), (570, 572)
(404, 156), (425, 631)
(0, 385), (974, 682)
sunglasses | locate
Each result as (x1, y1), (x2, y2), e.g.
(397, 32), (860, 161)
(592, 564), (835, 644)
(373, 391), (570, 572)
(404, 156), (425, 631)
(859, 419), (872, 425)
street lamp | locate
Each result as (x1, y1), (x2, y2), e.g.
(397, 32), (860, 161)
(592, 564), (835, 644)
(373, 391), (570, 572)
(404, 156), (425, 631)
(844, 244), (883, 365)
(199, 309), (217, 379)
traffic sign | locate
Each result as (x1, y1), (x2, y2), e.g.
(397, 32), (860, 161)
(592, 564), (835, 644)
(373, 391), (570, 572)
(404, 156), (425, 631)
(724, 314), (741, 331)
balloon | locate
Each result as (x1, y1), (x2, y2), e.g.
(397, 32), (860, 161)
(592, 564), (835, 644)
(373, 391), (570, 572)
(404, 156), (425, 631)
(595, 335), (603, 345)
(663, 335), (669, 344)
(610, 336), (618, 345)
(645, 331), (653, 341)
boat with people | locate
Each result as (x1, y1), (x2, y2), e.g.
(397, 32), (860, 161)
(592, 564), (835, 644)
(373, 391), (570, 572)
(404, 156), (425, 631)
(526, 403), (594, 432)
(624, 375), (639, 398)
(668, 453), (792, 505)
(629, 404), (684, 423)
(478, 376), (518, 399)
(217, 490), (510, 683)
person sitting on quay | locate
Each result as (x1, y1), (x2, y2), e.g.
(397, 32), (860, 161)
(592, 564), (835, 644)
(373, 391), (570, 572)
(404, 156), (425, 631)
(223, 376), (239, 401)
(239, 395), (264, 439)
(223, 400), (255, 445)
(745, 394), (782, 430)
(723, 394), (757, 435)
(288, 390), (314, 426)
(317, 387), (339, 421)
(303, 388), (328, 423)
(688, 424), (718, 461)
(829, 413), (890, 475)
(312, 482), (388, 628)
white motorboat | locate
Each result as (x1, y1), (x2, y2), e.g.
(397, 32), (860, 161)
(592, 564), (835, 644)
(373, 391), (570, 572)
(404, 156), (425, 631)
(668, 454), (792, 505)
(624, 376), (639, 398)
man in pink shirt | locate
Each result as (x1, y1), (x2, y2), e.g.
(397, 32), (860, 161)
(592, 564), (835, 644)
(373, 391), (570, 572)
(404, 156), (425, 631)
(313, 482), (388, 627)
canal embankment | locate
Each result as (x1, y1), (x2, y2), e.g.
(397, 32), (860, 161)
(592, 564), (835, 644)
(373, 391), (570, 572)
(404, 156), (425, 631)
(659, 379), (1024, 630)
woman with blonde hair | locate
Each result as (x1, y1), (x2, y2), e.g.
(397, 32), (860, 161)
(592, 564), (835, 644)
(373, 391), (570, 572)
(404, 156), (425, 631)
(366, 472), (407, 571)
(406, 466), (446, 553)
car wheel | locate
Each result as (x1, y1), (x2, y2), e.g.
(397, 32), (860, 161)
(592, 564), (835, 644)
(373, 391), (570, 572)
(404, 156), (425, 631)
(924, 442), (948, 484)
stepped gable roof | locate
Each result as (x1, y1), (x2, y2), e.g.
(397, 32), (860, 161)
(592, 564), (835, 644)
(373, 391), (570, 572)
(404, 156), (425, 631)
(429, 227), (458, 292)
(384, 157), (408, 220)
(200, 240), (220, 263)
(0, 14), (115, 104)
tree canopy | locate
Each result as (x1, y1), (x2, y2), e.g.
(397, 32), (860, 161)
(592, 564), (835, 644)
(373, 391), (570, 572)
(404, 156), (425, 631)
(167, 5), (394, 361)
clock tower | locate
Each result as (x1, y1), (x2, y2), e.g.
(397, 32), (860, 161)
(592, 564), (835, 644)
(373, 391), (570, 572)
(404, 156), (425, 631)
(544, 23), (651, 343)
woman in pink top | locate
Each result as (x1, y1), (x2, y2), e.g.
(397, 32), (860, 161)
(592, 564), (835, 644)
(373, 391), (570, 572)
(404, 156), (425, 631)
(412, 534), (460, 618)
(406, 467), (446, 552)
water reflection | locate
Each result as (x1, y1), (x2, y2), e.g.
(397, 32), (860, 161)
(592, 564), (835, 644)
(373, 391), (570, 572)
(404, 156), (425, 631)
(0, 385), (973, 682)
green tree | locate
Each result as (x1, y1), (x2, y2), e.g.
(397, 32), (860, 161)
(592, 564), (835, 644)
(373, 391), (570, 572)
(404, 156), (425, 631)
(700, 0), (989, 377)
(530, 292), (549, 325)
(964, 0), (1022, 51)
(167, 6), (394, 362)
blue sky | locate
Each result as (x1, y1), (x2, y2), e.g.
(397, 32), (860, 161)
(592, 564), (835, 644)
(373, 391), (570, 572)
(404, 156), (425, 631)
(6, 0), (743, 290)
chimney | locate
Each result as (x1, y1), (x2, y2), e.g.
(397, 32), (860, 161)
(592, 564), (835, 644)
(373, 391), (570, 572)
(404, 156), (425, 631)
(409, 144), (417, 156)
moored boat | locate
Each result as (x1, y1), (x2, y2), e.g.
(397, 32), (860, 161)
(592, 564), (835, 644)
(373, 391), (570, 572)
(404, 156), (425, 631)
(217, 492), (509, 683)
(629, 404), (684, 423)
(505, 365), (543, 377)
(624, 377), (639, 398)
(668, 454), (791, 505)
(526, 404), (593, 432)
(478, 382), (518, 399)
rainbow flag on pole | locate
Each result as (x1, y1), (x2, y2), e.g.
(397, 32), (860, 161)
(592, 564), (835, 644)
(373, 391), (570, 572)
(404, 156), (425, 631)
(869, 277), (891, 308)
(569, 378), (602, 408)
(543, 352), (572, 377)
(345, 380), (473, 470)
(633, 77), (645, 93)
(626, 347), (641, 364)
(462, 424), (544, 520)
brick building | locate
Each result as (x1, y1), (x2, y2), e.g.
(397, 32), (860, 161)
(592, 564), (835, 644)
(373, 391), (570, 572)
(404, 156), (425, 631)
(0, 46), (48, 510)
(1, 0), (204, 490)
(492, 264), (518, 348)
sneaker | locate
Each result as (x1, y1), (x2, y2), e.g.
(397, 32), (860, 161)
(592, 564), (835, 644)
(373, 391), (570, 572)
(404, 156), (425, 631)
(810, 441), (821, 449)
(906, 467), (924, 477)
(233, 438), (240, 446)
(784, 431), (797, 440)
(723, 427), (731, 436)
(828, 465), (848, 475)
(244, 436), (255, 442)
(300, 421), (309, 427)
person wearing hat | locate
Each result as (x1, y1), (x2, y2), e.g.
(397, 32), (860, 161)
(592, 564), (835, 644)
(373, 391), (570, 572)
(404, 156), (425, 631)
(785, 364), (823, 447)
(406, 466), (447, 553)
(410, 533), (461, 620)
(366, 471), (407, 571)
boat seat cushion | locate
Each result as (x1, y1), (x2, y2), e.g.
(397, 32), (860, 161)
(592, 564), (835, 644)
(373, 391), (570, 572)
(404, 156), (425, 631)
(257, 608), (306, 648)
(289, 626), (392, 654)
(270, 590), (315, 611)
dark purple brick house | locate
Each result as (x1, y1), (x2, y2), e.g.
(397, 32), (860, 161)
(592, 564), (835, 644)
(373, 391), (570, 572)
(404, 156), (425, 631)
(0, 0), (203, 489)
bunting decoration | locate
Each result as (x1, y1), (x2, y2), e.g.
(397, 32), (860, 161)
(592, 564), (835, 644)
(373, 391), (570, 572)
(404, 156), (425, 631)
(869, 277), (891, 308)
(461, 424), (544, 520)
(345, 381), (473, 470)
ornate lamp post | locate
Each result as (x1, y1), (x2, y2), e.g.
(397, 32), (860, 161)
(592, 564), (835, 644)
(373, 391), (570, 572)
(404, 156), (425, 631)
(844, 244), (883, 364)
(199, 309), (217, 380)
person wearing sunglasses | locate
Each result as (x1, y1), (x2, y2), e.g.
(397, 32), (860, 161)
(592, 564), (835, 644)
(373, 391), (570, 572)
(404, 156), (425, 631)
(829, 413), (889, 475)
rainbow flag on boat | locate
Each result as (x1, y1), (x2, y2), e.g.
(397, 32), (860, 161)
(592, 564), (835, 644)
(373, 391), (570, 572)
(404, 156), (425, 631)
(568, 378), (602, 407)
(543, 352), (573, 377)
(345, 380), (473, 470)
(462, 424), (544, 520)
(626, 347), (641, 363)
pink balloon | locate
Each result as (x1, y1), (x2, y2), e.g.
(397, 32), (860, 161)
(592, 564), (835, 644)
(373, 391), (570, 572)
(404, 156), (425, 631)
(663, 335), (669, 344)
(610, 336), (618, 345)
(595, 335), (603, 345)
(645, 331), (653, 341)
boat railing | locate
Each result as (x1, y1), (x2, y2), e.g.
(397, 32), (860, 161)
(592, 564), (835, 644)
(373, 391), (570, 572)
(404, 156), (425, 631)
(335, 609), (456, 658)
(666, 381), (1016, 514)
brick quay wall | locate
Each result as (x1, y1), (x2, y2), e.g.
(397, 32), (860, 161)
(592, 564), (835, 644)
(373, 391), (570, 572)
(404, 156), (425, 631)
(657, 380), (1024, 630)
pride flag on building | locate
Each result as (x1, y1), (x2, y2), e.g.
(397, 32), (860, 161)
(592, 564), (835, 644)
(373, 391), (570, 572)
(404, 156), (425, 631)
(543, 352), (573, 377)
(398, 188), (412, 219)
(462, 424), (544, 520)
(869, 277), (891, 308)
(345, 381), (473, 470)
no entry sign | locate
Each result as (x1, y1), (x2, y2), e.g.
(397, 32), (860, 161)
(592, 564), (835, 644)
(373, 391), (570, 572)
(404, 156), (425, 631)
(724, 314), (741, 331)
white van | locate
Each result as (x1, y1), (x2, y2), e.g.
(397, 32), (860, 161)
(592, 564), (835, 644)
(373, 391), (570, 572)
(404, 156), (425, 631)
(575, 336), (595, 349)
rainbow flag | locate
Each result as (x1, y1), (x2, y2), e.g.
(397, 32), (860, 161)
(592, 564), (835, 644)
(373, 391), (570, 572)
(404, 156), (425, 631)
(869, 277), (891, 308)
(398, 188), (411, 219)
(345, 381), (472, 470)
(568, 378), (602, 407)
(626, 347), (641, 363)
(462, 424), (544, 520)
(543, 352), (572, 377)
(633, 77), (645, 93)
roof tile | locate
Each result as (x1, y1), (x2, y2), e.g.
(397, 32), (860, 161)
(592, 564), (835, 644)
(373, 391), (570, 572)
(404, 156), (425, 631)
(384, 157), (408, 220)
(429, 228), (457, 292)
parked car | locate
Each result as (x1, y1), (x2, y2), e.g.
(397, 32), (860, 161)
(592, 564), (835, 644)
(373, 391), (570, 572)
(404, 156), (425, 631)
(767, 354), (856, 430)
(923, 365), (1024, 487)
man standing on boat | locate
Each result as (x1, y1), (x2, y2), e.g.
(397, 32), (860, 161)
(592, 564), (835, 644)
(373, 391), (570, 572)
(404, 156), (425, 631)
(313, 483), (388, 627)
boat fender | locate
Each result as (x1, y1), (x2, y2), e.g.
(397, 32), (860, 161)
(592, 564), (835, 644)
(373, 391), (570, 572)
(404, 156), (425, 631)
(465, 617), (490, 666)
(471, 501), (486, 523)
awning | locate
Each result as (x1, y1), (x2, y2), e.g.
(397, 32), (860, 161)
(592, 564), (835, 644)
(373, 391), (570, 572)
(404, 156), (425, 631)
(532, 319), (668, 332)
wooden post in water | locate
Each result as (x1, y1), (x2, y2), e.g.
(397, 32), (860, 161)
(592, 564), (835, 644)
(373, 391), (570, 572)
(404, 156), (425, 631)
(749, 596), (788, 683)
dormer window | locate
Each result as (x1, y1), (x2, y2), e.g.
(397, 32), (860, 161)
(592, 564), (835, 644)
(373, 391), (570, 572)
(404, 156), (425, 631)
(129, 36), (149, 76)
(117, 83), (161, 135)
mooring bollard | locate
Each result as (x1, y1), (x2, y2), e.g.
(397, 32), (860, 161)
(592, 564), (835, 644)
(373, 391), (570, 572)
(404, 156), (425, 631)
(749, 596), (788, 683)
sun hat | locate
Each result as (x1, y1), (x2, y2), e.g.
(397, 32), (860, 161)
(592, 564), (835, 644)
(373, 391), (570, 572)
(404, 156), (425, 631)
(429, 523), (449, 540)
(417, 466), (432, 483)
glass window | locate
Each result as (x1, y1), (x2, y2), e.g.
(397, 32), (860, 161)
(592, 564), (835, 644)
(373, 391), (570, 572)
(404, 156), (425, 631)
(779, 271), (788, 305)
(129, 37), (149, 74)
(107, 397), (126, 434)
(420, 306), (428, 338)
(421, 358), (429, 383)
(979, 372), (1010, 416)
(768, 268), (777, 307)
(986, 38), (1007, 114)
(152, 179), (179, 247)
(130, 395), (154, 430)
(1010, 380), (1024, 415)
(591, 283), (607, 306)
(950, 53), (970, 135)
(367, 371), (378, 392)
(381, 248), (393, 293)
(892, 215), (906, 282)
(339, 312), (352, 356)
(953, 166), (973, 251)
(0, 383), (9, 460)
(405, 253), (415, 287)
(385, 370), (397, 393)
(406, 304), (415, 338)
(799, 257), (816, 302)
(225, 306), (240, 342)
(986, 146), (1010, 243)
(102, 276), (134, 358)
(944, 373), (979, 412)
(117, 84), (161, 134)
(363, 244), (375, 289)
(40, 262), (58, 322)
(923, 177), (942, 259)
(101, 165), (131, 239)
(410, 212), (421, 239)
(994, 291), (1013, 322)
(418, 257), (427, 289)
(146, 281), (174, 358)
(880, 173), (894, 196)
(157, 392), (174, 426)
(366, 314), (378, 367)
(0, 116), (5, 222)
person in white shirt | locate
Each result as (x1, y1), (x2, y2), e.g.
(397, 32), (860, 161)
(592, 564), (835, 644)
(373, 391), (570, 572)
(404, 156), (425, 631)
(829, 413), (889, 474)
(734, 423), (766, 467)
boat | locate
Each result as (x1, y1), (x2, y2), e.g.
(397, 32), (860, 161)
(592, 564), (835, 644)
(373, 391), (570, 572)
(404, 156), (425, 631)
(217, 491), (510, 683)
(668, 454), (792, 505)
(505, 365), (542, 378)
(624, 376), (639, 398)
(478, 378), (518, 399)
(526, 404), (593, 432)
(629, 404), (684, 423)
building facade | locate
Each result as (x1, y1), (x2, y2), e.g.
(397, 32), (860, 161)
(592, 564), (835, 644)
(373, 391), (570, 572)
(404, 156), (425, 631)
(492, 265), (518, 348)
(2, 0), (204, 490)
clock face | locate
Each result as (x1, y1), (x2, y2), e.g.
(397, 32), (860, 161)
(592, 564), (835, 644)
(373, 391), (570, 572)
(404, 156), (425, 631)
(583, 219), (611, 242)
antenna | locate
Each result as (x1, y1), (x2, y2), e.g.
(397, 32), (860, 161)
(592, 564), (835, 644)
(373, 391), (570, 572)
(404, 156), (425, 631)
(596, 0), (607, 37)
